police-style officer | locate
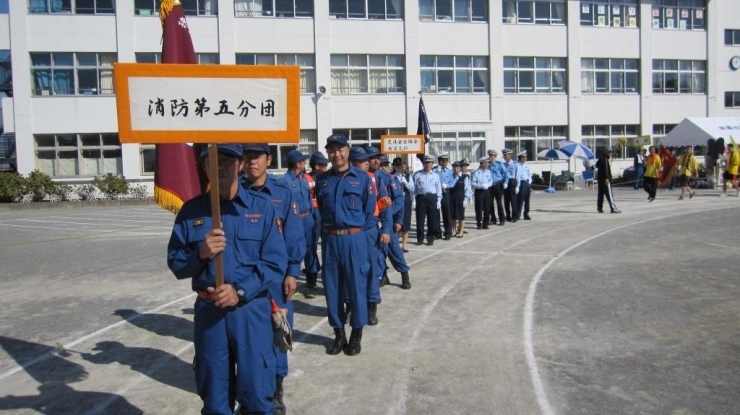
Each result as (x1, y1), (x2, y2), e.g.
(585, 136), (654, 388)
(432, 153), (455, 240)
(316, 135), (376, 356)
(502, 149), (518, 222)
(449, 160), (472, 237)
(471, 157), (493, 229)
(168, 144), (287, 415)
(412, 155), (442, 246)
(515, 150), (532, 221)
(378, 154), (412, 289)
(241, 143), (304, 415)
(487, 150), (509, 226)
(392, 157), (414, 253)
(303, 151), (330, 298)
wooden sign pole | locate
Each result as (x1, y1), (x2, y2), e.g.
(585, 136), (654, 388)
(207, 144), (224, 287)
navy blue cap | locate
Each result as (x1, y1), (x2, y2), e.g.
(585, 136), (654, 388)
(286, 149), (310, 165)
(325, 133), (349, 148)
(349, 146), (370, 161)
(310, 151), (330, 165)
(242, 143), (271, 154)
(365, 147), (381, 158)
(200, 144), (243, 159)
(392, 157), (404, 165)
(379, 155), (389, 164)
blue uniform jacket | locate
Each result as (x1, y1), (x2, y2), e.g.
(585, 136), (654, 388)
(242, 175), (305, 278)
(389, 172), (405, 225)
(372, 169), (395, 235)
(315, 166), (377, 230)
(167, 186), (287, 302)
(279, 170), (313, 215)
(433, 166), (455, 190)
(471, 168), (493, 189)
(488, 160), (510, 185)
(412, 170), (443, 203)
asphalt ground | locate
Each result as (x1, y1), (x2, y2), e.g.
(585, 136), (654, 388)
(0, 187), (738, 415)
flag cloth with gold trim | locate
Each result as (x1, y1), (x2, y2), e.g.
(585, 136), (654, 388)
(154, 0), (207, 214)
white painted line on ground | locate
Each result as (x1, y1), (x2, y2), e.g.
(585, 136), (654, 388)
(708, 242), (737, 250)
(0, 293), (196, 382)
(47, 215), (169, 224)
(522, 206), (735, 415)
(0, 222), (106, 231)
(16, 218), (145, 227)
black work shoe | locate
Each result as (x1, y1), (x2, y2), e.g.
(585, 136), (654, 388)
(401, 272), (411, 290)
(523, 216), (531, 220)
(304, 273), (318, 299)
(368, 303), (378, 326)
(611, 209), (621, 214)
(427, 240), (434, 246)
(327, 328), (347, 355)
(344, 328), (363, 356)
(597, 209), (604, 213)
(476, 224), (482, 229)
(442, 235), (450, 240)
(498, 220), (505, 226)
(379, 273), (390, 287)
(272, 376), (286, 415)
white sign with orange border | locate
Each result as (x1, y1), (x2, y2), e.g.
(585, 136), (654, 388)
(381, 135), (424, 154)
(113, 63), (300, 144)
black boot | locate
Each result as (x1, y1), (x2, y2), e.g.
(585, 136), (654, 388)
(401, 272), (411, 290)
(368, 303), (378, 326)
(272, 376), (286, 415)
(304, 273), (317, 299)
(379, 272), (390, 287)
(344, 328), (363, 356)
(327, 328), (347, 355)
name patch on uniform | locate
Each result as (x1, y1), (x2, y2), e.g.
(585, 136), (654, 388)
(245, 213), (263, 224)
(291, 201), (299, 215)
(276, 218), (283, 234)
(272, 198), (282, 208)
(193, 218), (205, 227)
(321, 182), (328, 187)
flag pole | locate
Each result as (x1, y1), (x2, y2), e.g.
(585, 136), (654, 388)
(208, 145), (224, 287)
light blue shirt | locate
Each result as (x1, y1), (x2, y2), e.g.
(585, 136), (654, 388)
(516, 162), (532, 184)
(471, 167), (493, 189)
(412, 170), (443, 203)
(488, 159), (510, 185)
(432, 165), (455, 190)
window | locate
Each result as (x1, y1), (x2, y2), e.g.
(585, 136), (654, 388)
(581, 58), (638, 94)
(35, 133), (122, 177)
(504, 57), (566, 94)
(264, 130), (318, 170)
(652, 59), (705, 94)
(141, 145), (155, 175)
(31, 52), (116, 96)
(181, 0), (217, 15)
(136, 53), (218, 64)
(419, 0), (486, 22)
(502, 0), (565, 25)
(652, 124), (676, 147)
(331, 55), (405, 94)
(725, 92), (740, 109)
(504, 126), (567, 161)
(420, 55), (488, 94)
(331, 128), (405, 148)
(330, 0), (404, 19)
(651, 0), (704, 31)
(726, 30), (740, 46)
(29, 0), (114, 14)
(428, 131), (485, 162)
(582, 125), (639, 159)
(234, 0), (314, 18)
(236, 53), (315, 93)
(580, 1), (638, 28)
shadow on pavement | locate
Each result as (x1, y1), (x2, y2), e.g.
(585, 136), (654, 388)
(291, 299), (327, 318)
(113, 309), (192, 343)
(0, 335), (143, 414)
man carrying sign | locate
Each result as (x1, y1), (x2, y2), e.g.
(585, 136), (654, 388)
(167, 144), (287, 414)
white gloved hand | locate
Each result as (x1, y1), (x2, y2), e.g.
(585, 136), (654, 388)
(463, 201), (469, 208)
(436, 202), (441, 210)
(503, 184), (508, 190)
(442, 183), (448, 190)
(412, 202), (416, 210)
(515, 188), (520, 194)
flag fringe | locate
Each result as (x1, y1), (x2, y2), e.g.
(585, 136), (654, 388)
(154, 186), (184, 215)
(159, 0), (175, 28)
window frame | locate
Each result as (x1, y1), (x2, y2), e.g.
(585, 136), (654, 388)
(581, 124), (640, 160)
(651, 59), (706, 95)
(651, 0), (705, 31)
(31, 52), (117, 97)
(29, 0), (115, 14)
(419, 0), (487, 23)
(579, 0), (638, 28)
(725, 92), (740, 109)
(504, 126), (567, 161)
(725, 29), (740, 46)
(420, 55), (489, 94)
(581, 58), (639, 94)
(504, 57), (567, 94)
(234, 0), (315, 18)
(329, 0), (404, 20)
(502, 0), (566, 25)
(236, 53), (316, 94)
(330, 54), (406, 95)
(34, 133), (122, 178)
(136, 53), (219, 64)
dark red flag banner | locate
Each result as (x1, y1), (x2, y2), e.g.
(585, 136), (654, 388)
(659, 146), (677, 187)
(154, 0), (206, 213)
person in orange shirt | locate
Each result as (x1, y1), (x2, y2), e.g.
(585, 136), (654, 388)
(721, 143), (740, 197)
(643, 146), (662, 202)
(677, 146), (699, 200)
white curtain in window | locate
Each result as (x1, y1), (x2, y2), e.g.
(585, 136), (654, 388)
(235, 0), (261, 17)
(103, 156), (121, 174)
(99, 54), (115, 94)
(301, 69), (315, 93)
(503, 1), (516, 22)
(369, 69), (386, 93)
(581, 71), (593, 93)
(36, 155), (55, 176)
(331, 69), (349, 94)
(349, 69), (367, 93)
(58, 153), (78, 176)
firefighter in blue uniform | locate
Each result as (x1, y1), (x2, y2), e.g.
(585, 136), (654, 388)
(167, 144), (287, 415)
(280, 149), (316, 294)
(242, 143), (305, 415)
(316, 135), (376, 356)
(303, 151), (330, 298)
(378, 154), (411, 289)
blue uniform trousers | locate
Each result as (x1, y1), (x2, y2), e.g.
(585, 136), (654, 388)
(309, 211), (322, 274)
(505, 178), (518, 220)
(322, 232), (369, 329)
(365, 224), (382, 304)
(516, 181), (531, 219)
(302, 214), (320, 275)
(194, 296), (275, 415)
(385, 230), (410, 273)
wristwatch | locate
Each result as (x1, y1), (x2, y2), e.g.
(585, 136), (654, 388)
(235, 287), (246, 305)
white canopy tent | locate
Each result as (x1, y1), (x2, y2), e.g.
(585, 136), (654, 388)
(661, 117), (740, 147)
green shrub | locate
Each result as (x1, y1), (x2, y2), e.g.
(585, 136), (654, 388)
(0, 172), (26, 203)
(92, 173), (130, 196)
(24, 170), (57, 201)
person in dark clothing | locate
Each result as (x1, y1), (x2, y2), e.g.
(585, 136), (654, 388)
(595, 147), (621, 214)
